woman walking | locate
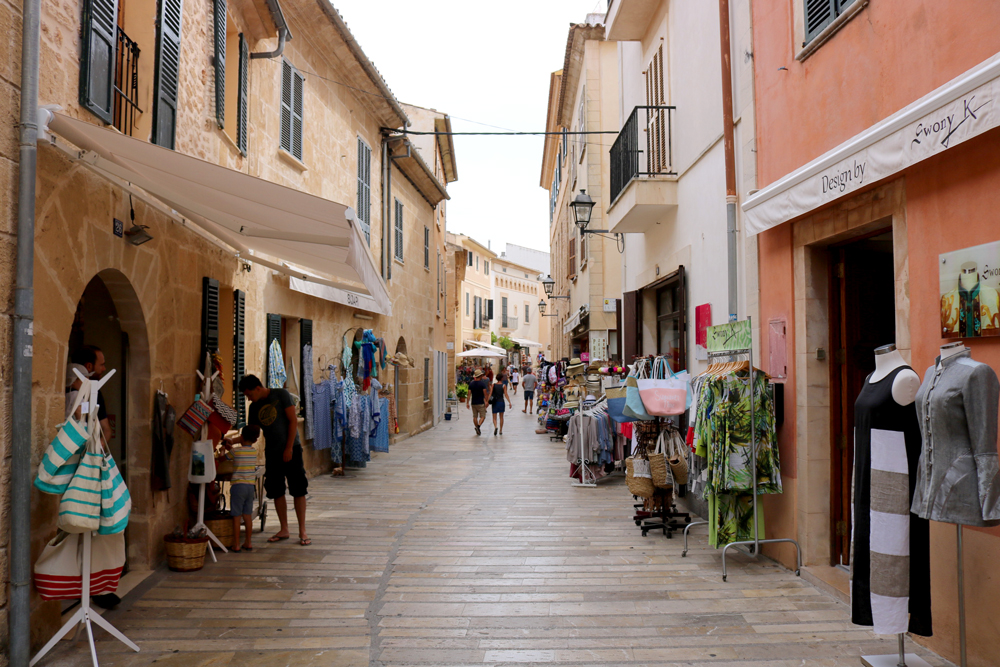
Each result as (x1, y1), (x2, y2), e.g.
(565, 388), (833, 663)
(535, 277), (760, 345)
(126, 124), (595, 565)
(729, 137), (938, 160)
(491, 372), (512, 436)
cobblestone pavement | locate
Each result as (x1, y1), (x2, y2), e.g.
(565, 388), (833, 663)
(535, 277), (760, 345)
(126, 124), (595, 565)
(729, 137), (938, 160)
(43, 403), (949, 666)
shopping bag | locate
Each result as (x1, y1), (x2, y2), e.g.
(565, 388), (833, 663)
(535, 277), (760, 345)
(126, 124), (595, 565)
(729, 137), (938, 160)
(34, 531), (125, 600)
(649, 430), (671, 489)
(637, 357), (688, 416)
(98, 435), (132, 535)
(57, 430), (104, 533)
(625, 457), (655, 498)
(188, 439), (217, 483)
(665, 425), (689, 485)
(605, 385), (634, 424)
(177, 399), (213, 438)
(623, 360), (654, 421)
(35, 381), (93, 495)
(211, 397), (238, 430)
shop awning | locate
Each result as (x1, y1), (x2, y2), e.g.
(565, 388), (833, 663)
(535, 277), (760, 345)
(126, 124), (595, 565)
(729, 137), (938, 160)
(456, 348), (506, 358)
(512, 338), (544, 348)
(41, 110), (391, 315)
(464, 340), (506, 353)
(742, 53), (1000, 236)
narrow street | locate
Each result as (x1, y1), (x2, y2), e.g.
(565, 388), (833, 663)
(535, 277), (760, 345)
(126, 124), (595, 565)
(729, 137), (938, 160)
(46, 408), (947, 666)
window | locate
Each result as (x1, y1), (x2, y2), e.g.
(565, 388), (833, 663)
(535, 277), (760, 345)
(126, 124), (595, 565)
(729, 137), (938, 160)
(437, 251), (441, 313)
(474, 296), (482, 329)
(501, 297), (508, 328)
(524, 302), (530, 324)
(484, 261), (489, 276)
(476, 255), (479, 271)
(215, 6), (248, 155)
(393, 199), (403, 262)
(423, 226), (430, 269)
(466, 291), (469, 317)
(236, 34), (248, 154)
(423, 358), (430, 401)
(468, 251), (473, 267)
(568, 237), (576, 277)
(280, 59), (304, 160)
(655, 268), (686, 372)
(356, 138), (372, 243)
(805, 0), (852, 43)
(151, 0), (184, 148)
(645, 44), (669, 174)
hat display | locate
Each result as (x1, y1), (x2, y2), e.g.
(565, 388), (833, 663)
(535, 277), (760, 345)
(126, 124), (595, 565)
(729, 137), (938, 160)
(566, 357), (585, 376)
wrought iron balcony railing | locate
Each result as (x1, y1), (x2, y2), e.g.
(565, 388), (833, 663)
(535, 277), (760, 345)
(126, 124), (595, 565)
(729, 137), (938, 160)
(609, 105), (676, 204)
(113, 27), (142, 136)
(501, 316), (518, 331)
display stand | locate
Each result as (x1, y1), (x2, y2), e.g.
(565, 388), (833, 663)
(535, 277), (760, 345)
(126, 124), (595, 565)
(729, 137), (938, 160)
(704, 319), (802, 582)
(190, 360), (227, 560)
(681, 520), (708, 557)
(31, 369), (140, 667)
(861, 632), (932, 667)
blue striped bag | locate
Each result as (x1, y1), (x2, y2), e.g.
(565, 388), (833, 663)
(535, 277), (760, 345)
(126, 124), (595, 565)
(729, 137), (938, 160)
(57, 432), (104, 533)
(99, 444), (131, 535)
(34, 382), (93, 495)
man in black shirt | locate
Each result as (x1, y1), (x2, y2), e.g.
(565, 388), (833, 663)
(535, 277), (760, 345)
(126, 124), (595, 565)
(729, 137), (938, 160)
(71, 345), (111, 443)
(466, 369), (490, 436)
(233, 374), (310, 545)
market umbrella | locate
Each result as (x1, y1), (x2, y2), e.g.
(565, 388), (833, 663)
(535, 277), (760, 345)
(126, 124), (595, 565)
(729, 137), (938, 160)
(456, 349), (506, 358)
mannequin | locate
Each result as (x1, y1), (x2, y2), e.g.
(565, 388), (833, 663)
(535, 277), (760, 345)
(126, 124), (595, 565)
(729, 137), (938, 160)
(939, 340), (967, 362)
(869, 344), (920, 405)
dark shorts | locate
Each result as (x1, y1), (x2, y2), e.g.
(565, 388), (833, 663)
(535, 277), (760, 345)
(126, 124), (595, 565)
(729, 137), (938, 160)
(492, 400), (506, 414)
(512, 383), (519, 389)
(230, 483), (256, 516)
(264, 444), (309, 499)
(524, 390), (535, 401)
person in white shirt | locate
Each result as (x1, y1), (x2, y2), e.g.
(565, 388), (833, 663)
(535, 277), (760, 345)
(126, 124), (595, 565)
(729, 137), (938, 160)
(510, 369), (520, 395)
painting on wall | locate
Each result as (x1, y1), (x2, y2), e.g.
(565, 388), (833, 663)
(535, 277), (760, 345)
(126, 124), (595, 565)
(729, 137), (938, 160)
(940, 241), (1000, 338)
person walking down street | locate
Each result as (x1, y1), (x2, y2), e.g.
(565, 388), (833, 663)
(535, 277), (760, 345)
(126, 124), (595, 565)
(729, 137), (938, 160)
(235, 375), (311, 546)
(485, 364), (494, 384)
(491, 372), (512, 436)
(521, 368), (538, 414)
(467, 369), (490, 436)
(510, 369), (520, 395)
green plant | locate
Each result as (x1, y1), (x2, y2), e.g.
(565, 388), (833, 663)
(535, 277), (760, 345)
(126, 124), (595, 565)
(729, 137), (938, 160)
(496, 336), (515, 350)
(490, 331), (498, 344)
(455, 383), (469, 400)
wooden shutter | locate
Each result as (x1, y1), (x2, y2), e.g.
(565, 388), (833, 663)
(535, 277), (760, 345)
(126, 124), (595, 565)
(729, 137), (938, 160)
(280, 60), (293, 154)
(486, 299), (494, 322)
(152, 0), (183, 149)
(291, 70), (304, 159)
(568, 238), (576, 277)
(394, 199), (403, 261)
(645, 44), (667, 174)
(236, 34), (248, 155)
(357, 138), (371, 243)
(266, 313), (282, 379)
(200, 277), (220, 360)
(501, 297), (508, 328)
(213, 0), (226, 128)
(79, 0), (119, 124)
(423, 227), (430, 269)
(805, 0), (839, 42)
(233, 289), (246, 424)
(623, 290), (640, 362)
(299, 318), (312, 408)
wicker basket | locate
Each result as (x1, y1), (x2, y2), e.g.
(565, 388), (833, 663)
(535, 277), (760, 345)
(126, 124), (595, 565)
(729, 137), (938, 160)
(205, 513), (234, 547)
(649, 451), (671, 489)
(625, 457), (655, 498)
(164, 535), (209, 572)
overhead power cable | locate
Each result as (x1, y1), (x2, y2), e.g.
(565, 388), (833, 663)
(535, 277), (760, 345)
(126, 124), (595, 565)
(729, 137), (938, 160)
(384, 128), (619, 136)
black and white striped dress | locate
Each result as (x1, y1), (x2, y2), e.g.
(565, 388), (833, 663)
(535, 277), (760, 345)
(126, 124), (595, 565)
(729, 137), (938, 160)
(850, 366), (932, 636)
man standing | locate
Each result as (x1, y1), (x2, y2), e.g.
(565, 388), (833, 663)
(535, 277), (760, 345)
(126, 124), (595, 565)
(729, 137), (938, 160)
(71, 345), (112, 443)
(233, 375), (310, 546)
(466, 369), (490, 436)
(521, 367), (538, 414)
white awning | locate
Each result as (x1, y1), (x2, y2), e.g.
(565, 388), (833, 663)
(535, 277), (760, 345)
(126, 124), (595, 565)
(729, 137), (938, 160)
(41, 110), (391, 315)
(743, 53), (1000, 236)
(456, 348), (506, 358)
(563, 311), (583, 335)
(512, 338), (544, 348)
(464, 340), (506, 353)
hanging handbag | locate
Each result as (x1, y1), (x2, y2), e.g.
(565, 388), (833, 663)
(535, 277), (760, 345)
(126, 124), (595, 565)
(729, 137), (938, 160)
(605, 384), (634, 424)
(177, 398), (213, 438)
(638, 357), (689, 417)
(665, 424), (689, 485)
(623, 360), (654, 421)
(33, 531), (125, 601)
(57, 429), (105, 533)
(625, 456), (655, 498)
(188, 439), (217, 483)
(98, 432), (132, 535)
(208, 396), (238, 433)
(649, 430), (672, 489)
(35, 381), (93, 495)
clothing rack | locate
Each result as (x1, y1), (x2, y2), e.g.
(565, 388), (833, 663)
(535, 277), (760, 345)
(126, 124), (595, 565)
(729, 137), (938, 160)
(704, 321), (802, 582)
(571, 398), (624, 487)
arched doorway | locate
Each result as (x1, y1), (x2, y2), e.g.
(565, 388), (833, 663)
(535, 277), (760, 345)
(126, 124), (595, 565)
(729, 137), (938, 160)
(68, 269), (151, 569)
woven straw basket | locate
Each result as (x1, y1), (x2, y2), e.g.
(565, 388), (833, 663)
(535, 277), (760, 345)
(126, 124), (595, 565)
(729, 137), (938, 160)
(625, 457), (655, 498)
(205, 515), (234, 547)
(164, 535), (209, 572)
(649, 451), (671, 489)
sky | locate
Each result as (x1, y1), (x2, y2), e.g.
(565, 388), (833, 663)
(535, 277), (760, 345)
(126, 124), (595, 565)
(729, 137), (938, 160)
(331, 0), (605, 257)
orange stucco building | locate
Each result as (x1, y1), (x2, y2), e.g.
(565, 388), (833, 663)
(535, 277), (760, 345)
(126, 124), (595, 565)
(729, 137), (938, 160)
(749, 2), (1000, 665)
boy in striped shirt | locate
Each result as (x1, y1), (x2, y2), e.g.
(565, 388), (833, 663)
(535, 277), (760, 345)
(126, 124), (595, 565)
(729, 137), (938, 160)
(224, 425), (260, 552)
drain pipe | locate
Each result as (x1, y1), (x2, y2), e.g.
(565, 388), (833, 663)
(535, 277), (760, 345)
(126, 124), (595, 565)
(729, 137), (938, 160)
(250, 0), (291, 59)
(10, 0), (41, 660)
(719, 0), (738, 322)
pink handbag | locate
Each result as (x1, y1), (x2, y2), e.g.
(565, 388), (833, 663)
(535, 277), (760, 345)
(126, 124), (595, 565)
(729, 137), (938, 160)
(637, 357), (688, 416)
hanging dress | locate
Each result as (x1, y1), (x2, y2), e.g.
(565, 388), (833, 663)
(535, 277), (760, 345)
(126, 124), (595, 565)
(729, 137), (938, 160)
(850, 366), (932, 637)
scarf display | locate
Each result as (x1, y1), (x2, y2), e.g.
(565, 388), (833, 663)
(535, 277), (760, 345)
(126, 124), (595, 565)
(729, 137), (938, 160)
(958, 277), (982, 337)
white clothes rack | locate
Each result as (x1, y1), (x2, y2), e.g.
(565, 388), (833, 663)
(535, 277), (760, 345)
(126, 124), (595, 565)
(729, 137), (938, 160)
(570, 398), (623, 488)
(191, 354), (227, 560)
(31, 369), (140, 666)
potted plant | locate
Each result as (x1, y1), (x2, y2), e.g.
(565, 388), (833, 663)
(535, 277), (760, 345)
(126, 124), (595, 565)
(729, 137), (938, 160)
(456, 383), (469, 403)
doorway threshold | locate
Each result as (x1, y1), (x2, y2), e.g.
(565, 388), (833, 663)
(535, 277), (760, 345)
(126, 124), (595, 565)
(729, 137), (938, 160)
(801, 564), (850, 604)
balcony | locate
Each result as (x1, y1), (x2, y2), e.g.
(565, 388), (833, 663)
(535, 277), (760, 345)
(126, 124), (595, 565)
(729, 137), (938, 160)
(608, 105), (678, 234)
(113, 27), (142, 136)
(606, 0), (662, 41)
(500, 316), (518, 332)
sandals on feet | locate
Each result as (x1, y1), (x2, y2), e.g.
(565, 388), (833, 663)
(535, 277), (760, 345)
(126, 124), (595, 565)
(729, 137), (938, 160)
(268, 534), (290, 543)
(299, 537), (312, 546)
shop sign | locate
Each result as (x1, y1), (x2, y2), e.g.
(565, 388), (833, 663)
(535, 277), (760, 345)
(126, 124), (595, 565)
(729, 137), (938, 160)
(603, 298), (617, 312)
(745, 54), (1000, 236)
(940, 240), (1000, 338)
(707, 319), (751, 353)
(695, 304), (711, 360)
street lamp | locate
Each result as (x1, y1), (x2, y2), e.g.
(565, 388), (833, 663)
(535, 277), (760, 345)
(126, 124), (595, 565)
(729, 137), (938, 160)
(538, 299), (558, 318)
(571, 189), (595, 230)
(540, 274), (569, 300)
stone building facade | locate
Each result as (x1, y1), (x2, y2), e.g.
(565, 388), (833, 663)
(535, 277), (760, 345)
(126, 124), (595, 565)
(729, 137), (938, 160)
(490, 256), (551, 365)
(1, 0), (454, 653)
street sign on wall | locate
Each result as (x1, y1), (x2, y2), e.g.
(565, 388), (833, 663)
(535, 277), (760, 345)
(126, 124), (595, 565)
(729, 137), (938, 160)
(706, 319), (751, 353)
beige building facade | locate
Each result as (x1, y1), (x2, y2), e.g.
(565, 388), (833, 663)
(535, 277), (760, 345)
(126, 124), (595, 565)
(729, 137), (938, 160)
(490, 256), (551, 365)
(444, 233), (498, 386)
(540, 17), (623, 365)
(2, 0), (454, 652)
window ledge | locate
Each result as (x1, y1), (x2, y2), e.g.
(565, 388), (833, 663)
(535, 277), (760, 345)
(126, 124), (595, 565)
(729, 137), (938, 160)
(797, 0), (868, 62)
(218, 127), (245, 158)
(394, 257), (404, 266)
(278, 148), (307, 172)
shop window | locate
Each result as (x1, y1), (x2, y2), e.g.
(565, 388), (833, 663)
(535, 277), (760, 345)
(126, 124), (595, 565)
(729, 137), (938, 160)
(655, 267), (686, 371)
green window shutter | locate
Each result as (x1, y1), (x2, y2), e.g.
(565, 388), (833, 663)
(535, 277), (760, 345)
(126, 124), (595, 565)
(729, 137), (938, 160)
(299, 318), (312, 413)
(200, 277), (220, 360)
(357, 138), (371, 243)
(394, 199), (404, 262)
(233, 289), (246, 425)
(79, 0), (119, 124)
(502, 297), (508, 328)
(292, 70), (304, 160)
(805, 0), (839, 42)
(152, 0), (183, 149)
(213, 0), (226, 128)
(280, 60), (292, 154)
(266, 313), (282, 380)
(423, 227), (429, 269)
(237, 33), (248, 155)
